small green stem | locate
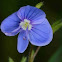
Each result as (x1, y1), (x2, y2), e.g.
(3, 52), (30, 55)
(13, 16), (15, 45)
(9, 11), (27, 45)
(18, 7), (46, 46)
(28, 44), (34, 62)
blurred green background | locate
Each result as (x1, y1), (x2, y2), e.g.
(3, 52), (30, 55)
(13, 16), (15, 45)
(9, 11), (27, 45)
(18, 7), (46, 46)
(0, 0), (62, 62)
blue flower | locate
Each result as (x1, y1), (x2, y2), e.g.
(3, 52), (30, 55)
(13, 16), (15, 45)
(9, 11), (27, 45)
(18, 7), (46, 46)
(1, 5), (53, 53)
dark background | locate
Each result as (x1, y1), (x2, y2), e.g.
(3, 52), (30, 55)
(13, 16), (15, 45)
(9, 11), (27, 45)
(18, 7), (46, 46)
(0, 0), (62, 62)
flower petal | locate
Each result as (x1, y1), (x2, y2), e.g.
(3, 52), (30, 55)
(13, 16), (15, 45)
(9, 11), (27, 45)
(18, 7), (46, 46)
(29, 18), (53, 46)
(17, 5), (46, 24)
(1, 12), (21, 36)
(4, 27), (21, 36)
(17, 31), (29, 53)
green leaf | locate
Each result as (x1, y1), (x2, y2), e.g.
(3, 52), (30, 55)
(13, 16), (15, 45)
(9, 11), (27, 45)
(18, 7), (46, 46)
(35, 2), (43, 8)
(48, 46), (62, 62)
(9, 57), (14, 62)
(52, 20), (62, 33)
(21, 56), (27, 62)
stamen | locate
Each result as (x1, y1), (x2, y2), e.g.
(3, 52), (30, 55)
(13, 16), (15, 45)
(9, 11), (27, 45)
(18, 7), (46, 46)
(23, 37), (26, 40)
(20, 19), (32, 30)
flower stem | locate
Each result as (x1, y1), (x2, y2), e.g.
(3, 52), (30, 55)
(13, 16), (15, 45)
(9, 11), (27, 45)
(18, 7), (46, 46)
(28, 45), (41, 62)
(33, 46), (40, 59)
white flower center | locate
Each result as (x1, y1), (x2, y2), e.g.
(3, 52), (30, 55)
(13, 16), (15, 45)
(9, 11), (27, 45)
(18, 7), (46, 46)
(20, 19), (32, 30)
